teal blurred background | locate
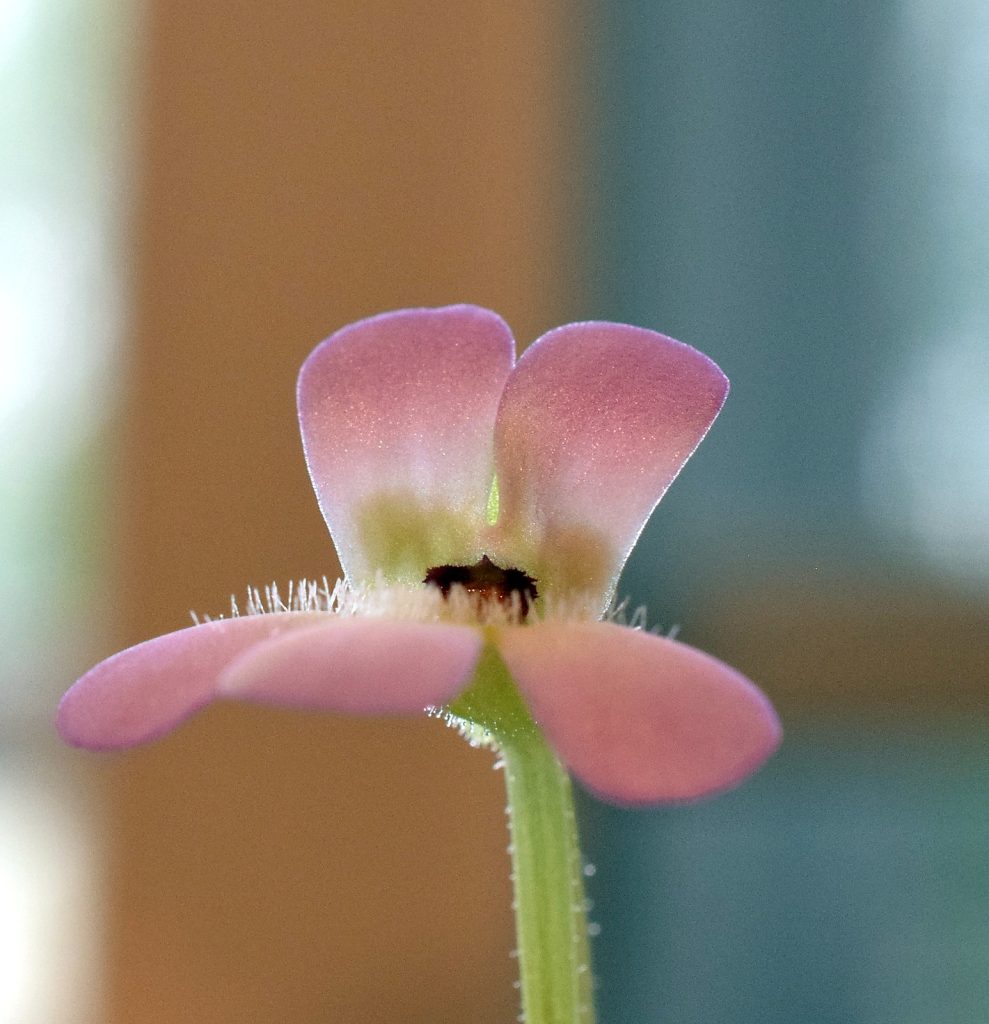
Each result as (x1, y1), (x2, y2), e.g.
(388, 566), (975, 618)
(578, 3), (989, 1022)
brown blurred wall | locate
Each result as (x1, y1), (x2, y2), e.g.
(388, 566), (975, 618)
(99, 3), (575, 1021)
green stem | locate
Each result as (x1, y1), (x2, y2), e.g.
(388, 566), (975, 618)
(450, 644), (596, 1024)
(502, 732), (595, 1024)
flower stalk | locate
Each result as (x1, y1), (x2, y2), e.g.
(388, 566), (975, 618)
(502, 733), (595, 1024)
(452, 644), (596, 1024)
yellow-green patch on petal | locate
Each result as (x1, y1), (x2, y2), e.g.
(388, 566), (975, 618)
(355, 491), (484, 585)
(488, 519), (617, 611)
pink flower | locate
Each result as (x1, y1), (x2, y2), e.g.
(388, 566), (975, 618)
(57, 305), (780, 805)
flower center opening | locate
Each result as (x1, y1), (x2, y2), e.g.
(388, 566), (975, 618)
(423, 554), (538, 620)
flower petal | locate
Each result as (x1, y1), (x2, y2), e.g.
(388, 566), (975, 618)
(57, 613), (327, 750)
(219, 618), (483, 714)
(490, 323), (728, 607)
(298, 306), (516, 584)
(496, 621), (780, 806)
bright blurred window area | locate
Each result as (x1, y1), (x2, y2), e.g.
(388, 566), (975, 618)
(1, 0), (137, 1019)
(862, 0), (989, 592)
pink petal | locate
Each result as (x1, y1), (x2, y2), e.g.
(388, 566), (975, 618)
(496, 621), (780, 806)
(219, 618), (483, 714)
(57, 613), (327, 750)
(490, 323), (728, 607)
(298, 306), (515, 584)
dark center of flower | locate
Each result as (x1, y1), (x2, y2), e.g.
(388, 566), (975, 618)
(423, 554), (538, 619)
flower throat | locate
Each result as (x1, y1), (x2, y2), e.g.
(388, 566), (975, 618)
(424, 554), (538, 620)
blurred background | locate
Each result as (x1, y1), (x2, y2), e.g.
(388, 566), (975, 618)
(3, 1), (988, 1022)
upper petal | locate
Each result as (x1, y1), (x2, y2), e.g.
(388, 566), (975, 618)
(56, 612), (327, 750)
(219, 617), (483, 714)
(490, 323), (727, 608)
(298, 306), (516, 584)
(496, 621), (780, 806)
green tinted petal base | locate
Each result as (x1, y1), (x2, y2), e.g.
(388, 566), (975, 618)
(354, 491), (483, 585)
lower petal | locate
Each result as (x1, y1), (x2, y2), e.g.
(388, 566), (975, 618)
(496, 621), (780, 806)
(219, 618), (483, 714)
(57, 612), (327, 750)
